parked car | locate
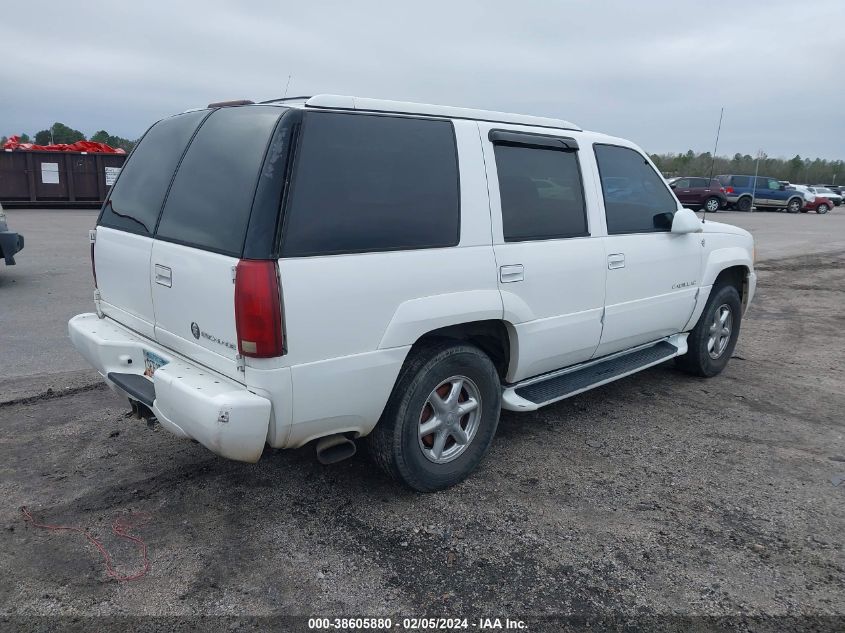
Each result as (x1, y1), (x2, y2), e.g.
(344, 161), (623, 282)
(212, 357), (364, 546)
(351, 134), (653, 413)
(667, 177), (727, 212)
(0, 203), (25, 266)
(715, 174), (806, 212)
(789, 185), (832, 214)
(817, 184), (843, 196)
(69, 95), (757, 491)
(810, 186), (842, 206)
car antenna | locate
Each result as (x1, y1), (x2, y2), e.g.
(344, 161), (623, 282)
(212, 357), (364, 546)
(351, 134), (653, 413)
(283, 75), (292, 99)
(704, 106), (724, 224)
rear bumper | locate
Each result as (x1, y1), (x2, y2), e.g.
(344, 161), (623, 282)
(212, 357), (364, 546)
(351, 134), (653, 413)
(0, 231), (24, 265)
(68, 313), (271, 462)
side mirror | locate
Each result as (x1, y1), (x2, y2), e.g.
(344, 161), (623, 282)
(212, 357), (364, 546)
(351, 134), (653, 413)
(779, 184), (786, 190)
(671, 208), (703, 234)
(669, 183), (676, 188)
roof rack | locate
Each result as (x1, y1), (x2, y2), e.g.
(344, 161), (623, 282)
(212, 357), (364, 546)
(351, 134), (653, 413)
(258, 95), (313, 104)
(207, 99), (255, 108)
(303, 94), (581, 131)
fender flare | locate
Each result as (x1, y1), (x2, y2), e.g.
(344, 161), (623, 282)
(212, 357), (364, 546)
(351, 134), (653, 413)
(378, 289), (504, 349)
(701, 246), (752, 287)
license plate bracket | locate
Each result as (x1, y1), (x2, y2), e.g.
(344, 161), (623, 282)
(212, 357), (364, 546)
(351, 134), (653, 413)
(143, 350), (167, 378)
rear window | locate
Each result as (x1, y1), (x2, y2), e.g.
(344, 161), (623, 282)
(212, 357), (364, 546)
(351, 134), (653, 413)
(99, 110), (207, 235)
(155, 106), (281, 256)
(493, 144), (587, 241)
(281, 112), (459, 257)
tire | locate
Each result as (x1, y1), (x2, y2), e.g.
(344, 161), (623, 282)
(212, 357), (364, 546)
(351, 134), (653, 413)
(736, 196), (752, 212)
(786, 198), (802, 213)
(817, 203), (829, 215)
(368, 340), (501, 492)
(676, 283), (742, 378)
(704, 197), (720, 213)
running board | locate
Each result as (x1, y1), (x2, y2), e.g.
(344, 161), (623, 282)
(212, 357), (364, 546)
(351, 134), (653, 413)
(502, 336), (686, 412)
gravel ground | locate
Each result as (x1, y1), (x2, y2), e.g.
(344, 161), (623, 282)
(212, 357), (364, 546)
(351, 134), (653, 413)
(1, 211), (844, 632)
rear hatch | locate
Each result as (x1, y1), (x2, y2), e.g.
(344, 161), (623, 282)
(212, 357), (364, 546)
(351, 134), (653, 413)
(95, 105), (287, 382)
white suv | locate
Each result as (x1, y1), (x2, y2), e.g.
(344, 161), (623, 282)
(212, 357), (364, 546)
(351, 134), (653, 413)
(69, 95), (756, 491)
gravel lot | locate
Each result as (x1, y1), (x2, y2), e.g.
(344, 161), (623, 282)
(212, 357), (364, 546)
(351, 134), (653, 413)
(1, 208), (844, 631)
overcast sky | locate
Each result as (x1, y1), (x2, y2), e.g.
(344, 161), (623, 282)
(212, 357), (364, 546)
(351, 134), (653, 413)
(2, 0), (843, 160)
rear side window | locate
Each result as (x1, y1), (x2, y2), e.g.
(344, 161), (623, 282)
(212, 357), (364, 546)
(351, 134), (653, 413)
(494, 144), (587, 241)
(281, 112), (459, 257)
(99, 110), (207, 235)
(156, 106), (281, 256)
(594, 144), (677, 234)
(731, 176), (751, 187)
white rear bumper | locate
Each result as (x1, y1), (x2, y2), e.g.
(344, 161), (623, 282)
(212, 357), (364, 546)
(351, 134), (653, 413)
(68, 313), (271, 462)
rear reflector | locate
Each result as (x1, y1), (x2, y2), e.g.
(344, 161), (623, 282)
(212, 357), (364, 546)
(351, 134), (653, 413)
(234, 260), (284, 358)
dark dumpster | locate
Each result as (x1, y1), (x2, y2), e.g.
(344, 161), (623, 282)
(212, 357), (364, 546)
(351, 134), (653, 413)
(0, 140), (127, 208)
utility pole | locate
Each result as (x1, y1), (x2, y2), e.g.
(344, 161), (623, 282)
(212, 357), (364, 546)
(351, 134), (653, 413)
(750, 149), (762, 212)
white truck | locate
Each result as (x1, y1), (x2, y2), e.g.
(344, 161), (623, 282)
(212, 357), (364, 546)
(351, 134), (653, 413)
(69, 95), (756, 491)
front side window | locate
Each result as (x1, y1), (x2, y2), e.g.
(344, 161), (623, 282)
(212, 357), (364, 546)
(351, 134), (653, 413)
(99, 110), (208, 235)
(767, 178), (781, 190)
(493, 144), (587, 241)
(156, 106), (282, 256)
(594, 144), (677, 234)
(281, 112), (459, 257)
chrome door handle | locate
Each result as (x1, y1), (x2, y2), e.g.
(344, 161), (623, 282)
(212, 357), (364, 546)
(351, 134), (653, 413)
(154, 264), (172, 287)
(500, 264), (524, 283)
(607, 254), (625, 270)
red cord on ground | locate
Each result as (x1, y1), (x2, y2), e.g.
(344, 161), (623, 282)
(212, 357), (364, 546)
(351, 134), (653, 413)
(20, 506), (151, 582)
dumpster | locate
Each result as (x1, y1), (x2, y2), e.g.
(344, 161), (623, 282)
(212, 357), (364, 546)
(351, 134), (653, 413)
(0, 139), (127, 208)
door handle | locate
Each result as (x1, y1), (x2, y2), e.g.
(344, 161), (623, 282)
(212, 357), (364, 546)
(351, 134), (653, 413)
(607, 253), (625, 270)
(499, 264), (524, 283)
(154, 264), (172, 287)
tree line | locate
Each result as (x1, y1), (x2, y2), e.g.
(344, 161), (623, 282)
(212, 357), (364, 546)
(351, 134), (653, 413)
(650, 150), (845, 186)
(1, 122), (136, 152)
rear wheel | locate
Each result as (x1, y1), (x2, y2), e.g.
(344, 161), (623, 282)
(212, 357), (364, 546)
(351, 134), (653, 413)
(676, 284), (742, 377)
(817, 203), (829, 215)
(368, 341), (501, 491)
(704, 197), (720, 213)
(736, 196), (752, 212)
(786, 198), (802, 213)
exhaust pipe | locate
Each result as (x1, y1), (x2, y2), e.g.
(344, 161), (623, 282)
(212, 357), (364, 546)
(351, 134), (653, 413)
(315, 434), (357, 465)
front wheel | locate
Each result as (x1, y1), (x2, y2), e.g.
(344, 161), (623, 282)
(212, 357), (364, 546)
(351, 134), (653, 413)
(676, 284), (742, 377)
(817, 203), (829, 214)
(704, 197), (720, 213)
(786, 198), (802, 213)
(368, 341), (501, 491)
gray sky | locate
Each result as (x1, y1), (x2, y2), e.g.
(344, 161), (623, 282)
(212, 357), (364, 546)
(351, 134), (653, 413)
(2, 0), (843, 160)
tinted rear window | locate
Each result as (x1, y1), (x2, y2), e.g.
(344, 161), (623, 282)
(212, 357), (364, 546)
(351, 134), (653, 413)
(494, 144), (587, 241)
(281, 112), (459, 257)
(155, 106), (281, 256)
(99, 110), (207, 235)
(732, 176), (751, 187)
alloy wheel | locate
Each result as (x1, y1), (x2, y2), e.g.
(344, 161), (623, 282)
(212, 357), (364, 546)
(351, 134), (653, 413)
(707, 304), (733, 359)
(418, 376), (482, 464)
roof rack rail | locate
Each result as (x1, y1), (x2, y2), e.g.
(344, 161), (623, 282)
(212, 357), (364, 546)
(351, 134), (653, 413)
(207, 99), (255, 108)
(258, 95), (313, 104)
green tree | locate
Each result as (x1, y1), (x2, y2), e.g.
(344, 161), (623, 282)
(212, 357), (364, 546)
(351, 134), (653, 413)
(34, 129), (52, 145)
(19, 133), (31, 143)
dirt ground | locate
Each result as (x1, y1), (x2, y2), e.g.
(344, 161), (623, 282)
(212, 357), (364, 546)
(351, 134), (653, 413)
(1, 215), (844, 631)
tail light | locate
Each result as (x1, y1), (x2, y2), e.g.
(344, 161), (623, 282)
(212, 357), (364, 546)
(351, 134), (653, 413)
(719, 187), (726, 193)
(725, 186), (734, 194)
(89, 229), (97, 288)
(234, 260), (284, 358)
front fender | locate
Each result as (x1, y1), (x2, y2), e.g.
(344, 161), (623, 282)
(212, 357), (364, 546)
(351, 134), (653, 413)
(378, 289), (503, 349)
(701, 246), (752, 287)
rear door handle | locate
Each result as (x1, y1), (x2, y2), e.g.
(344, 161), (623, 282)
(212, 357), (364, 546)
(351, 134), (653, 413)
(154, 264), (172, 287)
(499, 264), (524, 283)
(607, 254), (625, 270)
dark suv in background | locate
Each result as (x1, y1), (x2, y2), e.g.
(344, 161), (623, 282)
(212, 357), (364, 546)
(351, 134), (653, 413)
(715, 175), (805, 212)
(667, 177), (727, 212)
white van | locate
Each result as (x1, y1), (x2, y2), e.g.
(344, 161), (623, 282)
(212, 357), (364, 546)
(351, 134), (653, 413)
(69, 95), (756, 491)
